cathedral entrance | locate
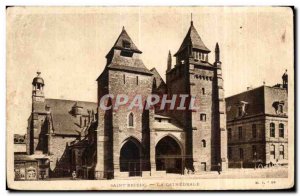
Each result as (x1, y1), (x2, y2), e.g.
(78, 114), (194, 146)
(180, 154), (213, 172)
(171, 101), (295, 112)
(155, 136), (183, 174)
(120, 139), (142, 177)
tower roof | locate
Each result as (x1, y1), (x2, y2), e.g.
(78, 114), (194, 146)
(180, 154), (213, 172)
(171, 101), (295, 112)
(100, 27), (153, 77)
(32, 71), (44, 86)
(110, 26), (142, 54)
(174, 22), (210, 56)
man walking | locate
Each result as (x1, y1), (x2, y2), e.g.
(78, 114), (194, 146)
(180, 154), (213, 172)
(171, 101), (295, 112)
(217, 162), (222, 175)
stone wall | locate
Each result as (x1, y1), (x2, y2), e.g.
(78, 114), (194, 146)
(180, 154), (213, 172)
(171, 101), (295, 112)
(48, 135), (77, 176)
(189, 64), (214, 172)
(265, 116), (288, 164)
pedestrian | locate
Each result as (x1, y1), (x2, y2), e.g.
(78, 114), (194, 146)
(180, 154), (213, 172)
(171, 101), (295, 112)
(217, 162), (221, 175)
(72, 170), (77, 180)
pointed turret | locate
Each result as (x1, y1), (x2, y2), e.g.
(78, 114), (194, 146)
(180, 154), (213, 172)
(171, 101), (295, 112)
(174, 21), (210, 57)
(167, 50), (172, 71)
(282, 69), (288, 90)
(174, 20), (211, 66)
(215, 43), (220, 63)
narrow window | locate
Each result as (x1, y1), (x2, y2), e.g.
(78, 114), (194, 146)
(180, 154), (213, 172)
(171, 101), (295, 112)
(279, 123), (284, 138)
(279, 145), (284, 159)
(252, 124), (257, 138)
(228, 128), (232, 141)
(239, 148), (244, 159)
(123, 74), (126, 84)
(238, 126), (243, 139)
(200, 113), (206, 121)
(252, 145), (257, 159)
(270, 144), (275, 159)
(201, 140), (206, 148)
(136, 76), (139, 85)
(128, 113), (134, 127)
(202, 88), (205, 95)
(270, 123), (275, 137)
(228, 147), (232, 159)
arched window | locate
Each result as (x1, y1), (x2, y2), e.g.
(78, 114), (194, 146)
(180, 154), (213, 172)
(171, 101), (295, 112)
(270, 144), (275, 159)
(279, 145), (284, 159)
(201, 140), (206, 148)
(202, 88), (205, 95)
(153, 78), (157, 89)
(128, 113), (134, 127)
(279, 123), (284, 138)
(270, 123), (275, 137)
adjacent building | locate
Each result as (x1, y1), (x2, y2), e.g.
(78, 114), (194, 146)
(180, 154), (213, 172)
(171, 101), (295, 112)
(225, 72), (288, 168)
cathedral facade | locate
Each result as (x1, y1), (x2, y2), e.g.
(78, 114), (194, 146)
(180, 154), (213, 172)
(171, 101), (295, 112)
(20, 20), (228, 180)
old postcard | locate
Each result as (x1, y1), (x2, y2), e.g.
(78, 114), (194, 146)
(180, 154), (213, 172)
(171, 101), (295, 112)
(6, 6), (294, 190)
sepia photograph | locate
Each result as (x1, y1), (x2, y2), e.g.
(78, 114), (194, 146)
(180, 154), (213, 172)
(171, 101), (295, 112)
(6, 6), (294, 190)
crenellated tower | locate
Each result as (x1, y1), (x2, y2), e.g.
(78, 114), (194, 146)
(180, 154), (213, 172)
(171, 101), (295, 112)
(166, 20), (227, 172)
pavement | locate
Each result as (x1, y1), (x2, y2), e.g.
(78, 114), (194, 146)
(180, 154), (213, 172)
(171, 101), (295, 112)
(48, 166), (288, 181)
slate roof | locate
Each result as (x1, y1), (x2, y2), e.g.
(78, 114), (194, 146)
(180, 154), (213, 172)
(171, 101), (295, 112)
(225, 85), (288, 121)
(103, 27), (153, 76)
(174, 22), (210, 56)
(108, 55), (153, 75)
(153, 120), (183, 131)
(153, 114), (183, 131)
(45, 99), (97, 136)
(14, 154), (49, 161)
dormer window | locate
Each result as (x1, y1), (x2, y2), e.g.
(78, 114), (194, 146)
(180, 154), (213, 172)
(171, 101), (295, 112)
(279, 105), (283, 113)
(272, 101), (285, 114)
(122, 40), (131, 49)
(236, 101), (248, 117)
(238, 106), (243, 117)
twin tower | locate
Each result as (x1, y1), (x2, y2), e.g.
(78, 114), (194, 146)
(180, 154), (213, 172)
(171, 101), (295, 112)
(94, 20), (227, 179)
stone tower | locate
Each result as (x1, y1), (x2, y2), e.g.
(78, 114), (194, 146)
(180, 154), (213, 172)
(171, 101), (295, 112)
(95, 27), (154, 179)
(27, 72), (51, 155)
(166, 20), (228, 172)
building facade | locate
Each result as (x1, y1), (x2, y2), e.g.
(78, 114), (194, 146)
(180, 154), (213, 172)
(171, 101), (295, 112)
(225, 73), (288, 168)
(15, 20), (228, 179)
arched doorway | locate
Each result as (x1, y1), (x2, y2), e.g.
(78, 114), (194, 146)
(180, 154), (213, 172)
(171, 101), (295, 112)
(156, 136), (183, 174)
(120, 138), (142, 176)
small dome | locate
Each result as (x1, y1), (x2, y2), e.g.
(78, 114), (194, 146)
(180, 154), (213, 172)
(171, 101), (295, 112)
(32, 71), (45, 86)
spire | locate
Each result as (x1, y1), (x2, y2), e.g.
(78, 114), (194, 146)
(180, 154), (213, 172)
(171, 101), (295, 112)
(106, 26), (142, 58)
(174, 20), (210, 56)
(215, 42), (220, 63)
(167, 50), (172, 71)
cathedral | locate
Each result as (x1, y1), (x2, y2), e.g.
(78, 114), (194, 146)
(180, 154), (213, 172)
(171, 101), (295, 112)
(16, 20), (228, 180)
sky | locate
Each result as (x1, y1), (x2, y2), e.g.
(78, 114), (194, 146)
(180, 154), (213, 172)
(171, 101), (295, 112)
(7, 7), (293, 134)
